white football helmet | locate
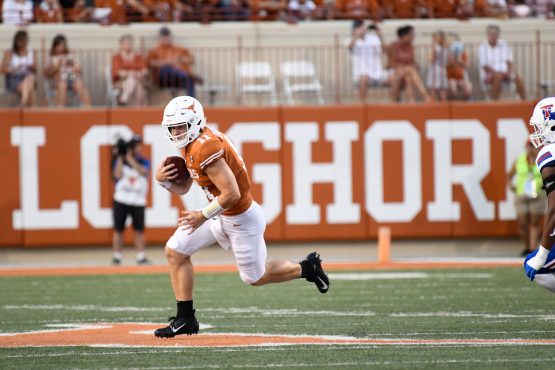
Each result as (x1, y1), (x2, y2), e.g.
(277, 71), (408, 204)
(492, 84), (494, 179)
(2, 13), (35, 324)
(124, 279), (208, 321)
(161, 96), (206, 149)
(530, 97), (555, 148)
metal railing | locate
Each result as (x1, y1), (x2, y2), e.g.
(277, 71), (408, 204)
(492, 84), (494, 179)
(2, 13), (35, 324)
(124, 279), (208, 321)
(1, 33), (554, 107)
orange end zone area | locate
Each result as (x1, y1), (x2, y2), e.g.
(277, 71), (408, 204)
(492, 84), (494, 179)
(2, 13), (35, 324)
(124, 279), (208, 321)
(0, 261), (522, 277)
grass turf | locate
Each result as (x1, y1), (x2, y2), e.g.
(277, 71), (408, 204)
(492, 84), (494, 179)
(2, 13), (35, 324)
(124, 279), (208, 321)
(0, 267), (554, 369)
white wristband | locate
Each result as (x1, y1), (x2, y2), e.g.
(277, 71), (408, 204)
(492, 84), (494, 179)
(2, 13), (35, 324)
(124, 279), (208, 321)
(527, 245), (550, 270)
(156, 180), (172, 189)
(537, 245), (550, 260)
(201, 198), (226, 219)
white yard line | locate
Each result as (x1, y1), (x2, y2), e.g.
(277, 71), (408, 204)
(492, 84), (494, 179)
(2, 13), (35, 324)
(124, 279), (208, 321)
(2, 305), (376, 317)
(2, 304), (168, 312)
(328, 272), (493, 280)
(390, 311), (555, 319)
(0, 324), (112, 337)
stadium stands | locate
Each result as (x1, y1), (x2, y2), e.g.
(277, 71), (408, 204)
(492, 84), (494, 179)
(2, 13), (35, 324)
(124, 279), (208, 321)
(0, 18), (553, 107)
(1, 0), (554, 24)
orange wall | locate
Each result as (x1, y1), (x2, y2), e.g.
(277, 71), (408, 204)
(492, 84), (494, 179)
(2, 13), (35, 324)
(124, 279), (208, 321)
(0, 102), (533, 247)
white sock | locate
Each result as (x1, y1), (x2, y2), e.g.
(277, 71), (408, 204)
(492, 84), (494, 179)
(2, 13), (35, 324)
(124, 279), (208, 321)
(113, 252), (123, 260)
(136, 252), (145, 261)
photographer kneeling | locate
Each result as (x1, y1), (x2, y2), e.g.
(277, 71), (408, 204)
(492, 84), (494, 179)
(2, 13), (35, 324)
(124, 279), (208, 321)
(111, 134), (150, 265)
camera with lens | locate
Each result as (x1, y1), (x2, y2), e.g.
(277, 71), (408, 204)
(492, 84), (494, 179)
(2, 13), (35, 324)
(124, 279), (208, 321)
(114, 134), (142, 157)
(115, 138), (130, 156)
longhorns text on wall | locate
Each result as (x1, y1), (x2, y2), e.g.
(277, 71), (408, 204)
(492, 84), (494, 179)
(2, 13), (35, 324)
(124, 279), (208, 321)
(0, 102), (531, 247)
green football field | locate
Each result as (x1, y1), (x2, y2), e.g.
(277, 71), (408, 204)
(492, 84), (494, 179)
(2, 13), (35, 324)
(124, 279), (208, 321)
(1, 267), (554, 369)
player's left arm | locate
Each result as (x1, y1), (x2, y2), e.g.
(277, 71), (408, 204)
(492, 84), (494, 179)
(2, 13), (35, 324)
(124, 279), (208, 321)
(525, 165), (555, 280)
(539, 165), (555, 249)
(178, 159), (240, 234)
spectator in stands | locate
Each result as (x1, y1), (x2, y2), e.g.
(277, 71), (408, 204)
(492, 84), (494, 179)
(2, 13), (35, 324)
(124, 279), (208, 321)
(117, 0), (152, 22)
(485, 0), (509, 17)
(425, 0), (460, 18)
(111, 134), (150, 265)
(60, 0), (94, 22)
(111, 34), (148, 106)
(215, 0), (250, 20)
(1, 30), (36, 107)
(508, 0), (532, 17)
(93, 0), (130, 24)
(446, 36), (472, 100)
(385, 0), (419, 18)
(147, 27), (198, 98)
(44, 34), (92, 107)
(347, 20), (390, 103)
(388, 25), (431, 103)
(507, 141), (545, 256)
(178, 0), (197, 20)
(250, 0), (287, 20)
(35, 0), (64, 22)
(457, 0), (478, 17)
(529, 0), (555, 18)
(319, 0), (337, 19)
(287, 0), (317, 21)
(478, 24), (526, 100)
(426, 30), (449, 101)
(470, 0), (490, 16)
(2, 0), (33, 25)
(337, 0), (380, 19)
(141, 0), (184, 22)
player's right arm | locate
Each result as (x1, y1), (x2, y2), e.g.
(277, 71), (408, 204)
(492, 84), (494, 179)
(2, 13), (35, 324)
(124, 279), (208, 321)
(525, 154), (555, 281)
(204, 158), (241, 210)
(154, 160), (192, 195)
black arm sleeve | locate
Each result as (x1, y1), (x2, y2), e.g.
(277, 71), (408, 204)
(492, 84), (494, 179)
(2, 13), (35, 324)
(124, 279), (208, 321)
(544, 175), (555, 195)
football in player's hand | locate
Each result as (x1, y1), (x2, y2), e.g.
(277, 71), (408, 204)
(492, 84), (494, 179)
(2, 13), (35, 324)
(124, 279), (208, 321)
(164, 156), (189, 184)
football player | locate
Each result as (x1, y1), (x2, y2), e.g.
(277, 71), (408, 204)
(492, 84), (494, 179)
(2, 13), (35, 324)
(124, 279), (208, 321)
(524, 96), (555, 292)
(153, 96), (330, 337)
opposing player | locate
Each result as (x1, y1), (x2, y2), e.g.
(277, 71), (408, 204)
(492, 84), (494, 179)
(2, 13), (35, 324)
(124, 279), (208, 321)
(153, 96), (330, 337)
(524, 96), (555, 292)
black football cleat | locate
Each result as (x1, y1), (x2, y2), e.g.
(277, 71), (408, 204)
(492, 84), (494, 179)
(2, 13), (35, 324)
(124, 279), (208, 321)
(300, 252), (330, 294)
(154, 312), (199, 338)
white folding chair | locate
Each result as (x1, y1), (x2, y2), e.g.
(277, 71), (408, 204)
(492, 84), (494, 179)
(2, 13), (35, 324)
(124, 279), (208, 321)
(280, 61), (324, 105)
(236, 62), (277, 105)
(105, 64), (120, 107)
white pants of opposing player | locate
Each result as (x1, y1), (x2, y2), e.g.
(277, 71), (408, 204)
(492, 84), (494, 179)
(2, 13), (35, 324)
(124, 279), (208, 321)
(535, 274), (555, 294)
(166, 201), (267, 284)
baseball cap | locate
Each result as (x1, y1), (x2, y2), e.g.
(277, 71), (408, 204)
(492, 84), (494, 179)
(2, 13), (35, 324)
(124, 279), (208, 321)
(159, 26), (171, 36)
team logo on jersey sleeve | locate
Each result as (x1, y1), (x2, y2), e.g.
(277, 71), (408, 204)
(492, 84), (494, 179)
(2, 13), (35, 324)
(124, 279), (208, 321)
(537, 151), (553, 167)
